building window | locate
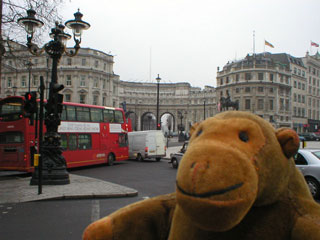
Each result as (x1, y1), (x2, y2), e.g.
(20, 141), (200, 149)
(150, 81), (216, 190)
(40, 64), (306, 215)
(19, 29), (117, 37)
(21, 76), (26, 87)
(258, 87), (264, 93)
(258, 73), (264, 80)
(236, 74), (240, 82)
(95, 60), (99, 68)
(245, 87), (251, 93)
(220, 78), (223, 85)
(80, 75), (86, 87)
(245, 73), (251, 80)
(102, 97), (106, 106)
(235, 88), (240, 93)
(294, 93), (297, 102)
(226, 77), (229, 84)
(269, 73), (274, 81)
(80, 94), (86, 104)
(32, 75), (38, 86)
(104, 63), (107, 70)
(269, 99), (274, 110)
(245, 99), (251, 110)
(285, 99), (289, 111)
(93, 95), (98, 105)
(280, 98), (284, 110)
(7, 77), (12, 87)
(65, 94), (71, 102)
(66, 75), (72, 86)
(82, 58), (86, 66)
(67, 58), (72, 65)
(258, 99), (264, 110)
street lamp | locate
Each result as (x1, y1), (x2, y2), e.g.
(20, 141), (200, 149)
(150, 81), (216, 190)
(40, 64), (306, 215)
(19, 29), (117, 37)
(203, 98), (206, 120)
(12, 86), (17, 96)
(24, 59), (33, 92)
(178, 111), (185, 142)
(18, 9), (90, 186)
(156, 74), (161, 130)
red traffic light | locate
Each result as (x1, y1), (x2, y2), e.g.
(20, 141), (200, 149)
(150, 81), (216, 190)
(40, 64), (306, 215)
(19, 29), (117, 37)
(26, 93), (32, 100)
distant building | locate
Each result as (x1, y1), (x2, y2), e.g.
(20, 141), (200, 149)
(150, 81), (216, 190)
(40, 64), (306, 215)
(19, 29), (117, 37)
(216, 52), (320, 133)
(2, 41), (319, 133)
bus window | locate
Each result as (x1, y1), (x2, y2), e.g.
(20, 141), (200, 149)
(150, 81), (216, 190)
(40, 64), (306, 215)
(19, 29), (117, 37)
(60, 133), (67, 150)
(0, 131), (24, 144)
(114, 110), (124, 123)
(69, 134), (77, 150)
(78, 134), (92, 150)
(0, 98), (23, 121)
(77, 107), (90, 122)
(103, 109), (115, 123)
(91, 108), (103, 122)
(66, 105), (76, 121)
(61, 105), (67, 121)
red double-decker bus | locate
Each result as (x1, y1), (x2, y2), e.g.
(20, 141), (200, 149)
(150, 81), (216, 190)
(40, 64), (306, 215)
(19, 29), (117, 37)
(0, 96), (130, 172)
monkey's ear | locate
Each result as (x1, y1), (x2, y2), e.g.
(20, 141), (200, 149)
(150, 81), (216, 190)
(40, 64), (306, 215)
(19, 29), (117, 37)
(276, 128), (300, 158)
(189, 122), (201, 138)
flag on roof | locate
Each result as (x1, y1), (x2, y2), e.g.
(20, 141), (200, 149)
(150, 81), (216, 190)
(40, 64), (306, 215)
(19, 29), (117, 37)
(265, 40), (274, 48)
(311, 41), (319, 47)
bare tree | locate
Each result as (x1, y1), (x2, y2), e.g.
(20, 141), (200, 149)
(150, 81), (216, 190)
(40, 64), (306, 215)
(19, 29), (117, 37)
(2, 0), (66, 45)
(0, 0), (66, 96)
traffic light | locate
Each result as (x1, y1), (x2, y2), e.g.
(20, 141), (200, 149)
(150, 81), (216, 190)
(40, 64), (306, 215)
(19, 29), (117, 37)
(49, 83), (64, 114)
(24, 91), (37, 116)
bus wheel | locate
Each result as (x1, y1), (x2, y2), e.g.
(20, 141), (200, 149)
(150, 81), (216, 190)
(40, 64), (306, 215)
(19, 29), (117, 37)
(107, 154), (115, 166)
(156, 157), (161, 162)
(137, 154), (143, 162)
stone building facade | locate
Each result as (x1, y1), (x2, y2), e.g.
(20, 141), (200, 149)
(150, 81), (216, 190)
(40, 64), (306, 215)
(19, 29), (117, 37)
(1, 42), (320, 133)
(0, 44), (216, 132)
(216, 52), (320, 133)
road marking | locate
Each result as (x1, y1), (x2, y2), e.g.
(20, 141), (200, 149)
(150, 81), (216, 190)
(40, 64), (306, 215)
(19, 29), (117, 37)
(91, 200), (100, 222)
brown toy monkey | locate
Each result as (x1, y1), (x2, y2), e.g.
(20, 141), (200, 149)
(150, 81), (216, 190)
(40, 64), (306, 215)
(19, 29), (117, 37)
(83, 111), (320, 240)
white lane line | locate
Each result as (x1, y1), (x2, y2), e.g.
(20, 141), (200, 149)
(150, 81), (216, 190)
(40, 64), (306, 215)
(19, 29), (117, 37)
(91, 200), (100, 222)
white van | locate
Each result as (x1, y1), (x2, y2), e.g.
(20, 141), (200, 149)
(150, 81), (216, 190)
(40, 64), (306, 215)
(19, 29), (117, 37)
(128, 130), (166, 161)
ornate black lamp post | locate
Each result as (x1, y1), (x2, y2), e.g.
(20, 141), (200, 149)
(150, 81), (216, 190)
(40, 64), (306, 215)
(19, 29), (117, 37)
(203, 98), (206, 120)
(12, 86), (17, 95)
(156, 74), (161, 130)
(178, 110), (185, 142)
(18, 9), (90, 185)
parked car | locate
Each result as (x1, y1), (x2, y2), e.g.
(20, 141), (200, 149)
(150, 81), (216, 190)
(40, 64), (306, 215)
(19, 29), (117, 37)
(169, 141), (188, 168)
(294, 149), (320, 199)
(299, 133), (320, 141)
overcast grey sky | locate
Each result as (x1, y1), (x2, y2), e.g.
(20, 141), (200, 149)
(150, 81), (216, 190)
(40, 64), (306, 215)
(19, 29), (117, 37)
(61, 0), (320, 88)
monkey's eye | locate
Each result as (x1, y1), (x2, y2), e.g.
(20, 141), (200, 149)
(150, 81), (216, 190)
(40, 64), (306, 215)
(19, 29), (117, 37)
(239, 131), (249, 142)
(196, 129), (203, 137)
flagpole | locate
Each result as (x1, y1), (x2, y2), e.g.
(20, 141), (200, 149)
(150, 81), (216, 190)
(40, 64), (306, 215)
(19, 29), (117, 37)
(253, 30), (255, 56)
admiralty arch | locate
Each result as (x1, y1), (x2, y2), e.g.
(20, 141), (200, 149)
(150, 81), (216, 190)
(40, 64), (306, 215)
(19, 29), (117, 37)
(1, 44), (217, 133)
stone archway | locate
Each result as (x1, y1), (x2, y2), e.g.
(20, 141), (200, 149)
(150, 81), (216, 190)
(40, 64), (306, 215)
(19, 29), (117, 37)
(160, 112), (176, 136)
(141, 112), (156, 130)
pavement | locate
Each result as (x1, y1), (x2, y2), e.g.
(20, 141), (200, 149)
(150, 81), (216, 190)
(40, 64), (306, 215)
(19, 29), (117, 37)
(0, 146), (182, 204)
